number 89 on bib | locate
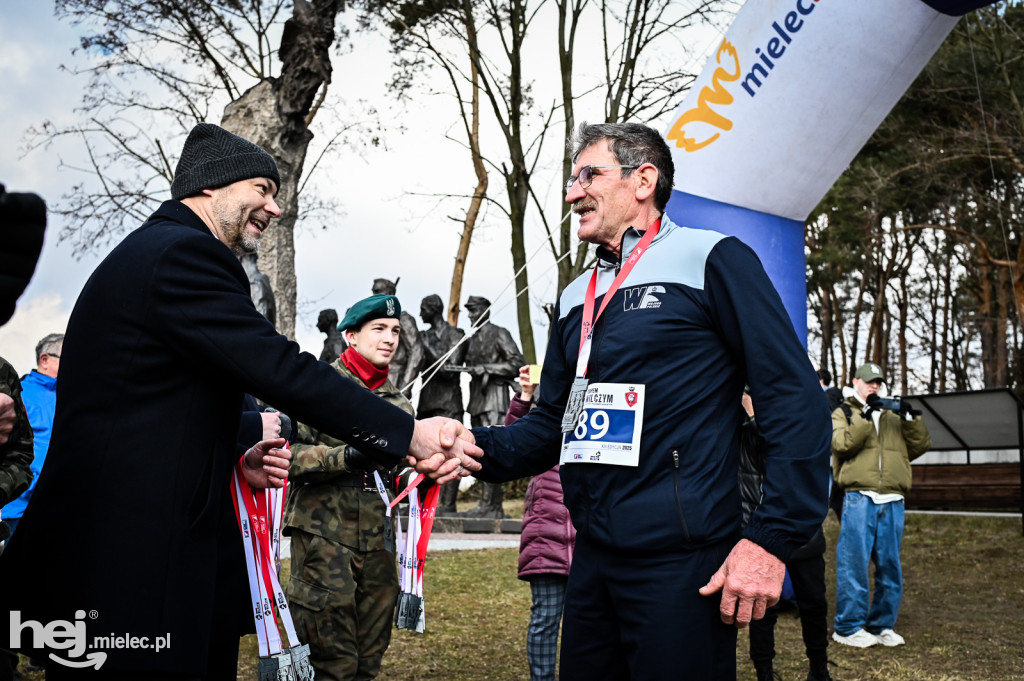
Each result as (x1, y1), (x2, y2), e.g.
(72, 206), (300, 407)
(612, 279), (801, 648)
(560, 382), (644, 467)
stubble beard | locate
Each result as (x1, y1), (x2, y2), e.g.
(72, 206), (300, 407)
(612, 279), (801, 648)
(212, 196), (261, 256)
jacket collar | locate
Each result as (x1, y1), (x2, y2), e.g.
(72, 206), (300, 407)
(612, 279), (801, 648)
(24, 369), (57, 390)
(149, 200), (218, 239)
(595, 213), (672, 270)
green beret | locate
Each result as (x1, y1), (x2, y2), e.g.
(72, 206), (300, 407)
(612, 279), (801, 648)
(338, 294), (402, 331)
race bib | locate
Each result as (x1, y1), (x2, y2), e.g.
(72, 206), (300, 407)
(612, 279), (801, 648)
(560, 383), (644, 467)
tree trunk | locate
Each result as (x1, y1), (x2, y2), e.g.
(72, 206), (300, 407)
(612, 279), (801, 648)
(939, 251), (952, 392)
(509, 166), (536, 363)
(448, 3), (488, 327)
(831, 283), (848, 386)
(897, 271), (909, 394)
(220, 0), (340, 340)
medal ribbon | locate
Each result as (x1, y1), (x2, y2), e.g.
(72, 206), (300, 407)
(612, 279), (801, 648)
(415, 483), (441, 586)
(576, 220), (660, 377)
(388, 472), (425, 515)
(232, 460), (300, 656)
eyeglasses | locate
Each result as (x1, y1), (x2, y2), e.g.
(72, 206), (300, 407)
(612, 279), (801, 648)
(45, 353), (60, 359)
(565, 165), (639, 193)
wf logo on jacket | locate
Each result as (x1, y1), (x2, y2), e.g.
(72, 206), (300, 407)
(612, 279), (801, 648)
(623, 285), (665, 311)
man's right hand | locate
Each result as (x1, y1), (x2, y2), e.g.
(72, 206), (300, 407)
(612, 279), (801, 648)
(406, 417), (483, 484)
(862, 393), (881, 418)
(0, 393), (15, 446)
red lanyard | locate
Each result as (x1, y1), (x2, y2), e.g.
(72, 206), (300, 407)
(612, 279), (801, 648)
(576, 220), (661, 372)
(415, 484), (441, 584)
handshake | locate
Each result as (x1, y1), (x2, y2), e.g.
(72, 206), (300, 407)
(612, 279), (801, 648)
(405, 417), (484, 484)
(861, 394), (921, 421)
(243, 418), (484, 491)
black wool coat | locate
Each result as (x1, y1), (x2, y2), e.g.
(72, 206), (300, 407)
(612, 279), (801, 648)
(0, 201), (414, 675)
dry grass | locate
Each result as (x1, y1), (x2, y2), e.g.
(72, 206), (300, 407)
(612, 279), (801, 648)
(13, 514), (1022, 680)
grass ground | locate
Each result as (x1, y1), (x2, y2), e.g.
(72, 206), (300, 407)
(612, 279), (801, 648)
(14, 513), (1023, 680)
(377, 514), (1024, 681)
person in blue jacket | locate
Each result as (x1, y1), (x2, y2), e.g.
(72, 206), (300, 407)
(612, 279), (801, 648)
(470, 121), (832, 680)
(4, 333), (62, 537)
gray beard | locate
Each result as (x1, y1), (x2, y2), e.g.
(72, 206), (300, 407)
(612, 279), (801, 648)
(213, 200), (260, 256)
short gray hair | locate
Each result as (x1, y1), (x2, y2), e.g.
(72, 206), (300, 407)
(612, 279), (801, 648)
(569, 122), (675, 211)
(35, 333), (64, 365)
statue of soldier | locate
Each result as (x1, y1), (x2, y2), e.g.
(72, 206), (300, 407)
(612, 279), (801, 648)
(372, 278), (422, 397)
(317, 308), (346, 362)
(240, 252), (276, 326)
(461, 295), (525, 518)
(416, 294), (467, 515)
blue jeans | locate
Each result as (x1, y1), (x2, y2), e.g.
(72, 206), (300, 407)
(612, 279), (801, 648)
(527, 575), (567, 681)
(834, 492), (905, 635)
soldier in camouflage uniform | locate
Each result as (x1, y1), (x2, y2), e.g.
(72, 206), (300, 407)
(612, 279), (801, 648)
(284, 295), (415, 681)
(0, 356), (34, 543)
(1, 357), (33, 681)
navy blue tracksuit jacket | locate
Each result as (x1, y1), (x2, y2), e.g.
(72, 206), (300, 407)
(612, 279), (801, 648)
(473, 213), (831, 561)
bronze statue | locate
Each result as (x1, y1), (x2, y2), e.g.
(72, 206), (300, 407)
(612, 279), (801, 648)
(316, 308), (345, 362)
(241, 252), (276, 326)
(458, 295), (525, 518)
(372, 278), (422, 397)
(415, 294), (467, 515)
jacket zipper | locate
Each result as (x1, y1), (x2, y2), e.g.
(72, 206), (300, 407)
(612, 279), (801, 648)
(672, 450), (693, 544)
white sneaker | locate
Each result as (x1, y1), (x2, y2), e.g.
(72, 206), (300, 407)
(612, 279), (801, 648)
(873, 629), (906, 646)
(832, 629), (879, 648)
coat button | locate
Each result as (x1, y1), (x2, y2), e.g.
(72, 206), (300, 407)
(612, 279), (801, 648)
(378, 438), (388, 448)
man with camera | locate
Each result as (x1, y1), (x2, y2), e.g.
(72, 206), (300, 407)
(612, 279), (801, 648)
(831, 362), (930, 648)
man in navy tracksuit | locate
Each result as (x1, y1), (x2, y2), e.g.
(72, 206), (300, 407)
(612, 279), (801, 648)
(471, 122), (831, 680)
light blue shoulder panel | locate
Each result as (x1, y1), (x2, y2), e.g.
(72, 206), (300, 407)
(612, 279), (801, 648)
(556, 216), (727, 320)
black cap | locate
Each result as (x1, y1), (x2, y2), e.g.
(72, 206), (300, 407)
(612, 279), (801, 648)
(171, 123), (280, 200)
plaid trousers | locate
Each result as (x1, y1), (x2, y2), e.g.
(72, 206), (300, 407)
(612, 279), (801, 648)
(527, 574), (568, 681)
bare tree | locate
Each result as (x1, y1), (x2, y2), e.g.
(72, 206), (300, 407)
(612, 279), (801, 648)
(29, 0), (354, 339)
(384, 0), (732, 359)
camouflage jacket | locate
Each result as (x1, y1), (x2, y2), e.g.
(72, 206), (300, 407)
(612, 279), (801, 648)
(0, 356), (34, 511)
(284, 358), (415, 552)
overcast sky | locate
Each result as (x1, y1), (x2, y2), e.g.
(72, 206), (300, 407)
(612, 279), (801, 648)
(0, 2), (726, 375)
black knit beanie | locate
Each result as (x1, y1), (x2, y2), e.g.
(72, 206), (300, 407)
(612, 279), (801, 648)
(170, 123), (281, 200)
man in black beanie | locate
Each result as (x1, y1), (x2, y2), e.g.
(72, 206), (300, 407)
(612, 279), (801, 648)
(0, 123), (481, 681)
(0, 183), (47, 327)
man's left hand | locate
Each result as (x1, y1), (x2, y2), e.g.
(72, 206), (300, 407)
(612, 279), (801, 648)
(698, 538), (785, 628)
(241, 437), (291, 489)
(260, 411), (282, 440)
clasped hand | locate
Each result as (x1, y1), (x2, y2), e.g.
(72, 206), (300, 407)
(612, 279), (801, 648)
(406, 416), (484, 484)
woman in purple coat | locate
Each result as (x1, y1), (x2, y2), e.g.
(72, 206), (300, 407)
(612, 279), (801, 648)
(507, 365), (576, 681)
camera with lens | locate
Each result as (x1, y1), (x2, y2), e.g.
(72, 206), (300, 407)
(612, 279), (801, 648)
(866, 394), (903, 412)
(875, 396), (902, 412)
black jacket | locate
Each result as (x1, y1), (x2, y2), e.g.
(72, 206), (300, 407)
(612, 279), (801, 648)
(739, 416), (825, 561)
(0, 201), (414, 674)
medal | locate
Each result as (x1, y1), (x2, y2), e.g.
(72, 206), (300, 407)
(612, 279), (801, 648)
(289, 644), (315, 681)
(561, 377), (589, 433)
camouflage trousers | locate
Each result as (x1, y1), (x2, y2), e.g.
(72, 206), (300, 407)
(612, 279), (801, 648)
(286, 531), (400, 681)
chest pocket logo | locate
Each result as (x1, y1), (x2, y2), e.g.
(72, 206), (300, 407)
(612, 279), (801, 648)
(623, 285), (666, 311)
